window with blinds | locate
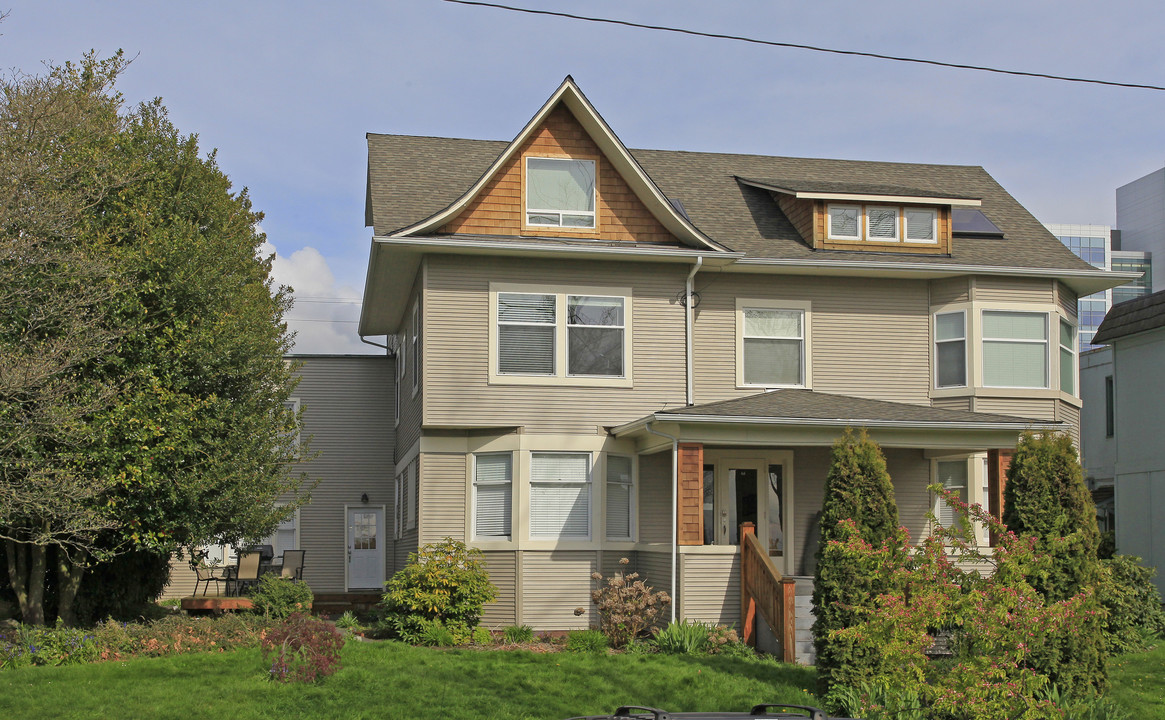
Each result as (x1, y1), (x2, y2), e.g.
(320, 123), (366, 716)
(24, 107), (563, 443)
(867, 206), (899, 241)
(474, 453), (512, 539)
(1059, 319), (1076, 395)
(530, 452), (591, 540)
(982, 311), (1048, 388)
(605, 455), (633, 540)
(498, 292), (556, 375)
(742, 308), (804, 386)
(935, 460), (968, 531)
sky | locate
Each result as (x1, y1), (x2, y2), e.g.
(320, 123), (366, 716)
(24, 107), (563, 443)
(5, 1), (1165, 353)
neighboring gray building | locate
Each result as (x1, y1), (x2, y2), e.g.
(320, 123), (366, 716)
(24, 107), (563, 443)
(1116, 167), (1165, 293)
(1089, 290), (1165, 595)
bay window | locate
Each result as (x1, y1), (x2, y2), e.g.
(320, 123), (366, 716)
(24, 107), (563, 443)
(1059, 319), (1076, 395)
(605, 455), (634, 540)
(934, 311), (967, 388)
(473, 453), (512, 539)
(935, 459), (969, 531)
(530, 452), (591, 540)
(982, 311), (1048, 388)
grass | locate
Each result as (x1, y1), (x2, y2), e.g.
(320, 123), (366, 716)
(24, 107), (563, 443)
(0, 641), (817, 720)
(1109, 637), (1165, 719)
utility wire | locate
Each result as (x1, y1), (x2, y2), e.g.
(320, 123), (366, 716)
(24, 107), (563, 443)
(443, 0), (1165, 92)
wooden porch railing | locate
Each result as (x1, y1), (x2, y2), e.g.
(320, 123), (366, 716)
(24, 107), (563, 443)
(740, 522), (796, 663)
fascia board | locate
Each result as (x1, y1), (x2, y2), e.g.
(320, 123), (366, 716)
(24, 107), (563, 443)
(372, 234), (739, 265)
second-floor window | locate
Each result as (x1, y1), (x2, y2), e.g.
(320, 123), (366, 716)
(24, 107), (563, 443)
(1059, 319), (1075, 396)
(525, 157), (596, 229)
(738, 302), (808, 387)
(934, 311), (967, 388)
(494, 287), (630, 384)
(982, 311), (1048, 388)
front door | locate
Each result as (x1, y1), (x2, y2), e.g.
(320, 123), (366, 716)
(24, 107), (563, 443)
(707, 452), (794, 575)
(347, 507), (385, 590)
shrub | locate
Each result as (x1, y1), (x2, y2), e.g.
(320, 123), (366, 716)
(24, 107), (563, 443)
(589, 557), (670, 648)
(812, 428), (901, 698)
(415, 618), (457, 647)
(565, 628), (608, 654)
(653, 619), (710, 654)
(378, 538), (496, 643)
(706, 624), (749, 656)
(251, 575), (314, 620)
(1097, 554), (1165, 654)
(261, 613), (344, 683)
(0, 623), (98, 668)
(333, 610), (361, 632)
(1002, 431), (1107, 696)
(471, 626), (493, 645)
(502, 624), (534, 644)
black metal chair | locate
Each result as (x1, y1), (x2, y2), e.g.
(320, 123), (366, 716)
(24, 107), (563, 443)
(192, 564), (225, 597)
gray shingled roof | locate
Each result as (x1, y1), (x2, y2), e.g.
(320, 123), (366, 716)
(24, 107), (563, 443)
(366, 134), (1096, 272)
(659, 389), (1041, 426)
(1092, 288), (1165, 344)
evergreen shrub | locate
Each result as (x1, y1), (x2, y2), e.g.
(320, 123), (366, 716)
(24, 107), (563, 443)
(378, 538), (496, 643)
(250, 575), (313, 620)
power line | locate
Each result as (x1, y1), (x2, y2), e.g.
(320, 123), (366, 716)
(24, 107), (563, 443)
(442, 0), (1165, 92)
(285, 317), (361, 324)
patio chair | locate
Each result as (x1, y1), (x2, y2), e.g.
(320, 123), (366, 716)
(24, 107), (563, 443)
(279, 550), (305, 581)
(227, 551), (262, 596)
(192, 564), (225, 597)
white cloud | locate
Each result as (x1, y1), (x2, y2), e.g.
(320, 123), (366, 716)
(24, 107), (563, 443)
(260, 239), (379, 355)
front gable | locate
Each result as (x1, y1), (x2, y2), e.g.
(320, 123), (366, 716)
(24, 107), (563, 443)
(442, 105), (675, 244)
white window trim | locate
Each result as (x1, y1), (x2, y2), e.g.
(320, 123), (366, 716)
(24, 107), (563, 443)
(904, 207), (939, 244)
(866, 205), (900, 243)
(826, 203), (862, 240)
(980, 309), (1049, 389)
(604, 453), (636, 541)
(489, 282), (633, 387)
(934, 310), (967, 389)
(1059, 318), (1077, 397)
(472, 452), (513, 541)
(524, 156), (598, 230)
(529, 451), (593, 541)
(735, 298), (812, 389)
(411, 301), (421, 397)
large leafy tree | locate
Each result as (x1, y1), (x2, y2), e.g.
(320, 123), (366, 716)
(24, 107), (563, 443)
(812, 428), (901, 699)
(1, 54), (308, 625)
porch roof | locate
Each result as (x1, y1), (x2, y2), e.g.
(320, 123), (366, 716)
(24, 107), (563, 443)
(611, 389), (1051, 441)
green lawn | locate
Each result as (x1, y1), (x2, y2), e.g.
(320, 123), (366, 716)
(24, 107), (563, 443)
(0, 641), (818, 720)
(1109, 639), (1165, 719)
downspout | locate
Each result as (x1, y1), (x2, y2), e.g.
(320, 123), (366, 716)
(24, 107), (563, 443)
(644, 421), (679, 623)
(685, 257), (703, 406)
(359, 335), (390, 351)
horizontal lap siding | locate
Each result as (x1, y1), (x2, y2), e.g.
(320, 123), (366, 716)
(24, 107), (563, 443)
(973, 277), (1055, 304)
(791, 447), (831, 576)
(481, 551), (517, 627)
(419, 452), (467, 544)
(973, 397), (1057, 421)
(637, 549), (675, 614)
(885, 449), (933, 545)
(424, 256), (688, 434)
(1057, 282), (1079, 319)
(638, 451), (672, 544)
(680, 554), (740, 627)
(293, 357), (396, 593)
(694, 275), (931, 406)
(520, 551), (598, 630)
(930, 277), (971, 306)
(164, 562), (198, 599)
(1057, 400), (1082, 448)
(931, 396), (973, 412)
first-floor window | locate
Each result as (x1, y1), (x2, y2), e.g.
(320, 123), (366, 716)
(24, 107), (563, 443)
(743, 307), (804, 386)
(263, 507), (299, 557)
(530, 452), (591, 539)
(605, 455), (634, 540)
(935, 460), (969, 531)
(982, 311), (1048, 388)
(474, 453), (512, 538)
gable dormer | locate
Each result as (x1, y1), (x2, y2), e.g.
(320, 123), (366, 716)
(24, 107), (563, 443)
(442, 104), (674, 243)
(738, 178), (982, 256)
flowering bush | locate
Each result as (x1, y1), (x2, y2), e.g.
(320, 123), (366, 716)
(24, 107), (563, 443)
(590, 557), (670, 648)
(824, 489), (1106, 719)
(261, 613), (344, 683)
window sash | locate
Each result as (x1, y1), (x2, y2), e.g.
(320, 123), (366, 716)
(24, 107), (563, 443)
(935, 312), (966, 388)
(530, 453), (591, 539)
(905, 208), (937, 242)
(605, 455), (633, 540)
(526, 157), (596, 229)
(474, 454), (512, 539)
(867, 206), (900, 241)
(982, 311), (1048, 388)
(936, 460), (968, 529)
(498, 293), (556, 375)
(567, 295), (625, 377)
(827, 204), (861, 239)
(743, 308), (804, 386)
(1059, 319), (1075, 395)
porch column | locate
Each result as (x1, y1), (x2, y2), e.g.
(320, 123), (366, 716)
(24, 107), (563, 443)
(987, 449), (1013, 545)
(677, 443), (704, 546)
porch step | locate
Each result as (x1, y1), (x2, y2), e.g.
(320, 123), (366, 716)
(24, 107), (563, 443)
(790, 576), (816, 666)
(312, 592), (381, 615)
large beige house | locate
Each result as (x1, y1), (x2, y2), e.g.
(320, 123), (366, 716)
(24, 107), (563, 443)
(179, 78), (1124, 658)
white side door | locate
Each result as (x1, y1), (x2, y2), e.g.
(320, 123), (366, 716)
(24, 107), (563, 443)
(347, 507), (385, 590)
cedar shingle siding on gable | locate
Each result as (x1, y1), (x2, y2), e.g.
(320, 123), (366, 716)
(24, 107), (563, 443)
(441, 105), (675, 244)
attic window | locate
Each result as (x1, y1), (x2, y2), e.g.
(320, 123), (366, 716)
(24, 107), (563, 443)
(526, 157), (596, 229)
(827, 203), (939, 244)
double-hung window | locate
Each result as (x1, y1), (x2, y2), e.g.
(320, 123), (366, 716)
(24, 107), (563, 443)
(498, 293), (556, 375)
(934, 312), (967, 388)
(493, 286), (631, 385)
(740, 302), (807, 387)
(525, 157), (596, 229)
(982, 311), (1048, 388)
(473, 453), (512, 539)
(605, 455), (634, 540)
(530, 452), (591, 540)
(568, 295), (624, 377)
(1059, 319), (1076, 395)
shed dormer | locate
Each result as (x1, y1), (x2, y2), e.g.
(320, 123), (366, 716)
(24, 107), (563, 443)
(737, 177), (982, 256)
